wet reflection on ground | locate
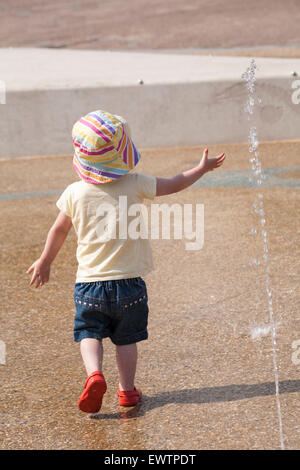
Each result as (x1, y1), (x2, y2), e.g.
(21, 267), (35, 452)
(89, 380), (300, 421)
(90, 402), (143, 421)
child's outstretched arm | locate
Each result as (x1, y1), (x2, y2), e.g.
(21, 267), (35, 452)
(156, 148), (226, 196)
(26, 211), (72, 289)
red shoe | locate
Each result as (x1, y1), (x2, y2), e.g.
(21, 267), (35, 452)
(117, 387), (142, 406)
(78, 371), (107, 413)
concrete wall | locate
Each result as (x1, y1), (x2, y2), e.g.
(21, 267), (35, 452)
(0, 49), (300, 158)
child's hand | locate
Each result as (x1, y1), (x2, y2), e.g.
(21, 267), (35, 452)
(199, 148), (226, 173)
(26, 258), (50, 288)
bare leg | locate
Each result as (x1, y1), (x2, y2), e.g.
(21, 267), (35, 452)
(80, 338), (103, 376)
(116, 343), (137, 391)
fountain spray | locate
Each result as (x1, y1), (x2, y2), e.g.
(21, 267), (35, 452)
(242, 59), (285, 450)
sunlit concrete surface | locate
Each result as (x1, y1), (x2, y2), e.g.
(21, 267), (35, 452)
(0, 140), (299, 449)
(1, 48), (300, 157)
(1, 0), (300, 52)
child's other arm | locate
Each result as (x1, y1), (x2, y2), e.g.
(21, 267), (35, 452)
(26, 211), (72, 288)
(156, 148), (226, 196)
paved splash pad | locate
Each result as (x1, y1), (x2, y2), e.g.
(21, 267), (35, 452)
(1, 165), (299, 202)
(0, 140), (299, 449)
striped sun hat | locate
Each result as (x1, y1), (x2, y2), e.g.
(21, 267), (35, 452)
(72, 110), (141, 184)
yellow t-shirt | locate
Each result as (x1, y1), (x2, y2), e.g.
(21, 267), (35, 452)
(56, 173), (157, 282)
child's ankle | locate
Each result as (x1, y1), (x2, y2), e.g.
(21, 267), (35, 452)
(119, 383), (134, 392)
(88, 370), (105, 378)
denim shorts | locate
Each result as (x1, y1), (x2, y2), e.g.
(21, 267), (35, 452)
(73, 277), (149, 345)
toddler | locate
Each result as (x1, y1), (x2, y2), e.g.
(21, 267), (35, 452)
(27, 110), (225, 413)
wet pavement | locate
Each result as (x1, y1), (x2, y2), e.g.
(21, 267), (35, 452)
(0, 141), (299, 449)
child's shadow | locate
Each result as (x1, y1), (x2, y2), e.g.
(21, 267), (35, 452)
(90, 379), (300, 421)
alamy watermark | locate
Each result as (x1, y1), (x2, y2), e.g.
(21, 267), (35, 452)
(291, 80), (300, 104)
(0, 340), (6, 365)
(87, 197), (204, 251)
(0, 80), (6, 104)
(291, 339), (300, 365)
